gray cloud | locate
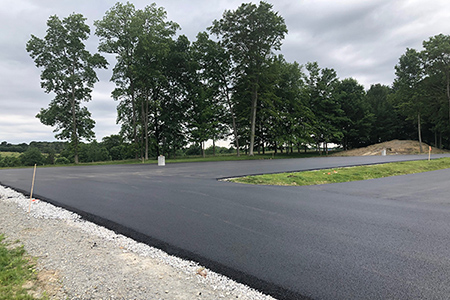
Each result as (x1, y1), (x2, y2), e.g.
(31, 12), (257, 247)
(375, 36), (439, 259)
(1, 0), (450, 144)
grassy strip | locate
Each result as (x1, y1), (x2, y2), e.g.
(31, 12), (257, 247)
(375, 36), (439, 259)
(231, 157), (450, 186)
(77, 151), (330, 165)
(1, 151), (330, 169)
(0, 235), (44, 300)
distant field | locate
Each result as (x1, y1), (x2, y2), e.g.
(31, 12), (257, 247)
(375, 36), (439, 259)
(0, 152), (21, 158)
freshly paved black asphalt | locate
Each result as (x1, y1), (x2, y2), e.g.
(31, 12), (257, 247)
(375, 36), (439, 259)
(2, 154), (450, 299)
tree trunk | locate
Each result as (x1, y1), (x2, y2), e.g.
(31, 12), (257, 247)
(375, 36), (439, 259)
(71, 85), (79, 164)
(202, 141), (205, 158)
(225, 88), (240, 156)
(130, 80), (139, 159)
(249, 80), (259, 156)
(154, 107), (160, 157)
(141, 91), (149, 161)
(213, 139), (216, 156)
(435, 130), (438, 149)
(418, 112), (423, 153)
(447, 72), (450, 125)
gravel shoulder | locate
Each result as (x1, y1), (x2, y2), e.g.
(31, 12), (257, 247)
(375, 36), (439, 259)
(0, 185), (276, 300)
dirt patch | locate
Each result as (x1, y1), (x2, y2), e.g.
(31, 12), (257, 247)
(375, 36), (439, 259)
(25, 269), (65, 299)
(333, 140), (448, 156)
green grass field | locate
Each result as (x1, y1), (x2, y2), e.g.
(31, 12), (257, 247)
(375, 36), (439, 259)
(0, 152), (21, 158)
(231, 157), (450, 186)
(0, 235), (46, 300)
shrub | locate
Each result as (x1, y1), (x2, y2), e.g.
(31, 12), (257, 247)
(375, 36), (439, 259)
(55, 157), (70, 165)
(20, 147), (43, 166)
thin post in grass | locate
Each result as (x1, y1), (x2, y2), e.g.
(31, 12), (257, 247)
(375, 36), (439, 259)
(28, 164), (37, 213)
(429, 146), (432, 161)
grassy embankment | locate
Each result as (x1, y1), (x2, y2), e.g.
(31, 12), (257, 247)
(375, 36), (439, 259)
(231, 157), (450, 186)
(0, 234), (46, 299)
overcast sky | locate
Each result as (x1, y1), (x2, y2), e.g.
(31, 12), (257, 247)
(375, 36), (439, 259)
(1, 0), (450, 144)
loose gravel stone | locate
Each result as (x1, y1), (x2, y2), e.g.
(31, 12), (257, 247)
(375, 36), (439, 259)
(0, 185), (277, 300)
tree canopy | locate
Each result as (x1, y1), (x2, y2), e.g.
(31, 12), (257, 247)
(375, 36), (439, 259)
(26, 13), (107, 163)
(24, 3), (450, 161)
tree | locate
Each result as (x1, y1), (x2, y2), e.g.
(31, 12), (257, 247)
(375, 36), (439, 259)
(192, 32), (236, 155)
(95, 2), (141, 155)
(272, 57), (312, 153)
(158, 35), (191, 158)
(305, 62), (343, 153)
(210, 1), (288, 155)
(393, 48), (426, 152)
(366, 84), (401, 144)
(422, 34), (450, 125)
(95, 2), (179, 160)
(27, 14), (107, 164)
(78, 140), (110, 163)
(20, 147), (44, 166)
(335, 78), (373, 150)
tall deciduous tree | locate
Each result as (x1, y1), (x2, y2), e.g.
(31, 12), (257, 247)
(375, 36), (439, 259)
(393, 48), (426, 152)
(192, 32), (238, 155)
(209, 1), (288, 155)
(305, 62), (343, 153)
(335, 78), (373, 150)
(95, 2), (179, 159)
(422, 34), (450, 125)
(27, 13), (107, 164)
(366, 84), (400, 144)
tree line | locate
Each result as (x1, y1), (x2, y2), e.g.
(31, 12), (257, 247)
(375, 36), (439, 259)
(0, 138), (236, 167)
(24, 1), (450, 164)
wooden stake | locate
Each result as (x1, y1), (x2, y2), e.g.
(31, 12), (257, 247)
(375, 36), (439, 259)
(428, 146), (432, 161)
(28, 164), (37, 213)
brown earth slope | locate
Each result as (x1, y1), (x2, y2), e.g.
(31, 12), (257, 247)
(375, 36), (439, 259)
(333, 140), (448, 156)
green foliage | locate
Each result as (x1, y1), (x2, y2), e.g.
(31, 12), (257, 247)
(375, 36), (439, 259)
(95, 2), (181, 160)
(0, 235), (44, 300)
(366, 84), (401, 144)
(78, 141), (110, 163)
(305, 62), (344, 150)
(391, 35), (450, 149)
(336, 78), (374, 149)
(210, 1), (288, 155)
(0, 156), (21, 168)
(0, 142), (28, 153)
(55, 157), (70, 165)
(20, 147), (44, 166)
(27, 13), (107, 164)
(19, 5), (450, 160)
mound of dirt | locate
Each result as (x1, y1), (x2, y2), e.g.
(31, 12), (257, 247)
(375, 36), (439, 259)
(333, 140), (448, 156)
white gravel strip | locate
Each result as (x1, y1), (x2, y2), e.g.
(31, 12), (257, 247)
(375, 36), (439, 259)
(0, 184), (277, 300)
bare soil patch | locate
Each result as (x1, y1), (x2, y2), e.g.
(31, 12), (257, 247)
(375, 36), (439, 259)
(333, 140), (448, 156)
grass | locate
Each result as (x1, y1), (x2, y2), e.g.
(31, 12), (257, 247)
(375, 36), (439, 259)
(0, 152), (21, 158)
(0, 235), (46, 300)
(231, 157), (450, 186)
(79, 150), (329, 165)
(1, 148), (340, 169)
(0, 151), (327, 169)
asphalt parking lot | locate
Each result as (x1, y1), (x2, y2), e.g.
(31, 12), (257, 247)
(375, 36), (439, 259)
(1, 154), (450, 300)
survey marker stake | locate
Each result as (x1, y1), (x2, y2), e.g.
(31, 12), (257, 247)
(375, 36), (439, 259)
(28, 164), (37, 213)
